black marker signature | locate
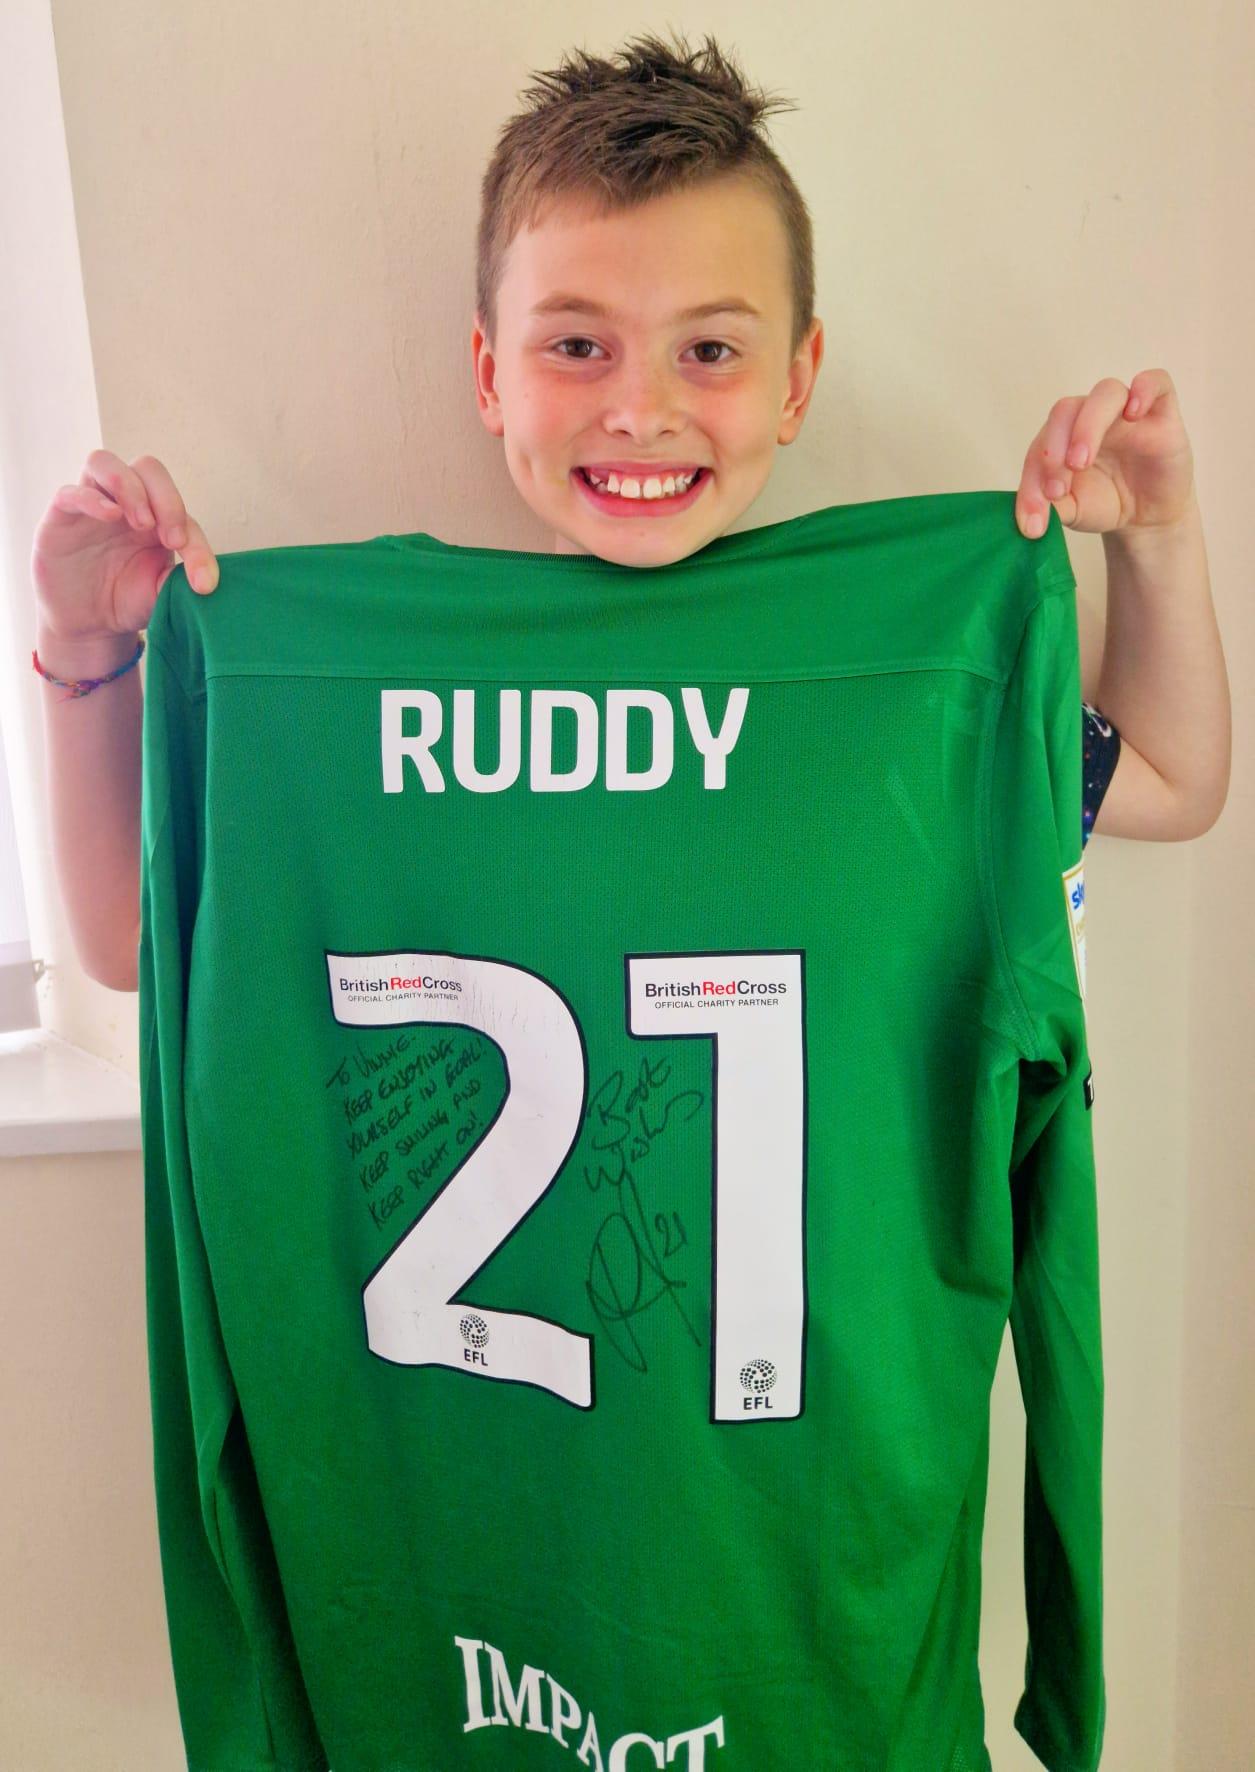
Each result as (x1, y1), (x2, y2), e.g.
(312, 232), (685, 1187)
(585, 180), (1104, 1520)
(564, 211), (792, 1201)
(584, 1056), (705, 1372)
(327, 1036), (491, 1225)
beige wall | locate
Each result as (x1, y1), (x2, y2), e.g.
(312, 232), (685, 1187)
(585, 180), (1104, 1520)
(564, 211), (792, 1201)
(2, 3), (1250, 1767)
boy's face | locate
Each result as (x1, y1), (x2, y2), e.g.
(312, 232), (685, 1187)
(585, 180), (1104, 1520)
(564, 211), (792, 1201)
(472, 176), (824, 566)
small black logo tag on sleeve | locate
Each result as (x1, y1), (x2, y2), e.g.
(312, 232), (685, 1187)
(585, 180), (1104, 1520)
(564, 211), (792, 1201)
(1083, 1066), (1094, 1110)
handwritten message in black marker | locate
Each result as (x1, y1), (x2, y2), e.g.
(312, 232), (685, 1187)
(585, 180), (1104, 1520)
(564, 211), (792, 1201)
(582, 1054), (706, 1373)
(325, 1029), (492, 1231)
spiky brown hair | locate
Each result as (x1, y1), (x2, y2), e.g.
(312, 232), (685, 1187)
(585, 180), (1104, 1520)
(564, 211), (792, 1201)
(475, 30), (815, 358)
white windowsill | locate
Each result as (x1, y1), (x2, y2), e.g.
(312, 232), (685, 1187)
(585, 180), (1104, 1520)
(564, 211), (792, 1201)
(0, 1027), (142, 1157)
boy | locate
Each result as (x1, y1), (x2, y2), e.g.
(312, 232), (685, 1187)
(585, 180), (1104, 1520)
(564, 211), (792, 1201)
(30, 40), (1228, 997)
(28, 27), (1230, 1772)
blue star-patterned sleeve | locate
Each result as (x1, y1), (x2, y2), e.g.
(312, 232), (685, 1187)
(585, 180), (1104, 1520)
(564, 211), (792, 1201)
(1081, 701), (1121, 849)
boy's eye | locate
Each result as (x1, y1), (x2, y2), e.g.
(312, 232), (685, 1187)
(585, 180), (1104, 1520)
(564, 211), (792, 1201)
(550, 338), (737, 366)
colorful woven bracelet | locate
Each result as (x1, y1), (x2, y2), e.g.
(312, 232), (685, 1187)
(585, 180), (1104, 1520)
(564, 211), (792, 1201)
(32, 636), (146, 700)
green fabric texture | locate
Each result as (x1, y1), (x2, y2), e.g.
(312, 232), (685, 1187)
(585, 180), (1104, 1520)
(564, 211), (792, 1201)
(138, 490), (1104, 1770)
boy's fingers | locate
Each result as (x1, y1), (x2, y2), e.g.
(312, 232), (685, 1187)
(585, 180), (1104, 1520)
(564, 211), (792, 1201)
(178, 515), (219, 592)
(1063, 378), (1133, 470)
(81, 449), (158, 530)
(1017, 394), (1084, 535)
(55, 484), (125, 522)
(127, 454), (195, 550)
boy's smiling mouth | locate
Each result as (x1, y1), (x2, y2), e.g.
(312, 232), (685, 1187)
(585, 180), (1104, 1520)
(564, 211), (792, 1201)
(572, 464), (711, 514)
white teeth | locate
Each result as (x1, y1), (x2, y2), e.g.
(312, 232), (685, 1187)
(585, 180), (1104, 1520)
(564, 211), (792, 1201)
(583, 469), (698, 499)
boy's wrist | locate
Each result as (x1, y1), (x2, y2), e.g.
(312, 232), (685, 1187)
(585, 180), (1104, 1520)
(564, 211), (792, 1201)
(34, 621), (143, 680)
(1101, 490), (1203, 569)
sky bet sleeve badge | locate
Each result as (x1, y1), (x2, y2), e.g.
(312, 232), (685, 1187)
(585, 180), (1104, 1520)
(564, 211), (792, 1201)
(1062, 857), (1087, 1003)
(1063, 858), (1094, 1110)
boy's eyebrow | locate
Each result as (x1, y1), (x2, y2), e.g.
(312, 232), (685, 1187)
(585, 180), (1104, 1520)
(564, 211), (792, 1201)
(528, 294), (764, 325)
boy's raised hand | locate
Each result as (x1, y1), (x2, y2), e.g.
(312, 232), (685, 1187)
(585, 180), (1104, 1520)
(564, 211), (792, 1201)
(1015, 367), (1197, 540)
(32, 449), (220, 645)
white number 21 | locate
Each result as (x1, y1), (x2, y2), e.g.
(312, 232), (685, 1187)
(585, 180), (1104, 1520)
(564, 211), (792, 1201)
(325, 949), (806, 1423)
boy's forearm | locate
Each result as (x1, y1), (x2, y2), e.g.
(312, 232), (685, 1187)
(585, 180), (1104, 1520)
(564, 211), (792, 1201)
(34, 622), (144, 991)
(1097, 493), (1231, 831)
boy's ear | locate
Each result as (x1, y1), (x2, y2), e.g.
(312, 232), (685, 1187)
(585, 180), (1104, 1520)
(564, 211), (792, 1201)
(777, 316), (825, 447)
(469, 317), (504, 436)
